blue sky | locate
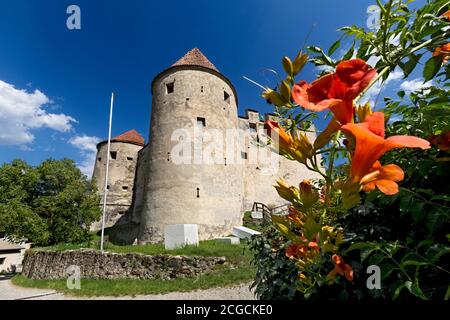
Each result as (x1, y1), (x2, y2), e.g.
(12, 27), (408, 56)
(0, 0), (428, 175)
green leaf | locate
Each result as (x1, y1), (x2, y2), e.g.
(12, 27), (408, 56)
(369, 253), (386, 265)
(444, 284), (450, 300)
(307, 46), (323, 54)
(328, 39), (341, 56)
(361, 248), (377, 262)
(302, 217), (321, 241)
(423, 56), (443, 82)
(342, 43), (355, 61)
(392, 281), (407, 300)
(400, 260), (428, 268)
(346, 242), (377, 253)
(406, 278), (428, 300)
(381, 262), (397, 280)
(399, 54), (422, 78)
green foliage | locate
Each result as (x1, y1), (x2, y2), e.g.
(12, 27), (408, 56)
(340, 83), (450, 299)
(0, 159), (101, 246)
(251, 0), (450, 300)
(308, 0), (450, 81)
(249, 228), (300, 300)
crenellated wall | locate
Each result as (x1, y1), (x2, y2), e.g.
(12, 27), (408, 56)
(238, 109), (322, 211)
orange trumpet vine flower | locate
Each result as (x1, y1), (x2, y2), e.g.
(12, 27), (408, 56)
(428, 131), (450, 152)
(433, 43), (450, 64)
(327, 254), (353, 282)
(341, 112), (431, 195)
(264, 120), (313, 163)
(292, 59), (377, 125)
(432, 10), (450, 64)
(264, 120), (292, 153)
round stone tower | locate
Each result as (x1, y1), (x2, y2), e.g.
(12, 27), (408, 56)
(91, 129), (145, 230)
(137, 48), (244, 243)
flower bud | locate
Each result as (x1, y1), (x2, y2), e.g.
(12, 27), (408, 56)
(299, 179), (319, 207)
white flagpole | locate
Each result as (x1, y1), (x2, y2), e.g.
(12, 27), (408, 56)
(100, 92), (114, 253)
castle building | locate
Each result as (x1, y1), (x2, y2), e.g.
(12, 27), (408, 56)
(92, 48), (321, 244)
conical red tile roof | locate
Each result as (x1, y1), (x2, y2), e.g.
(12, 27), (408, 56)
(171, 48), (219, 72)
(112, 129), (145, 146)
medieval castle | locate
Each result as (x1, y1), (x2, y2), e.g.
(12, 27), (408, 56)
(92, 48), (320, 244)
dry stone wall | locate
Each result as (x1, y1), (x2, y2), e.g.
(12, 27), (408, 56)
(22, 249), (226, 280)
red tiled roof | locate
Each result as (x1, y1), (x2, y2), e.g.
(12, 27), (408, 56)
(112, 129), (145, 146)
(171, 48), (219, 72)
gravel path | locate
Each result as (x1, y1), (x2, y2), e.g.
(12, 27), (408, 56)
(0, 276), (255, 300)
(0, 276), (58, 300)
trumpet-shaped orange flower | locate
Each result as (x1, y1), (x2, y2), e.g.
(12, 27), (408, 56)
(264, 120), (313, 163)
(360, 161), (405, 195)
(285, 241), (319, 259)
(432, 10), (450, 63)
(327, 254), (353, 282)
(429, 131), (450, 151)
(443, 10), (450, 19)
(292, 59), (377, 125)
(341, 112), (430, 194)
(433, 43), (450, 64)
(264, 120), (292, 153)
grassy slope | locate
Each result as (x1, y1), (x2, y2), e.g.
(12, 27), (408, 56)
(13, 240), (256, 297)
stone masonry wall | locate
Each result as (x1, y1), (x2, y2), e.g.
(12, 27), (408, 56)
(91, 141), (143, 230)
(22, 249), (226, 280)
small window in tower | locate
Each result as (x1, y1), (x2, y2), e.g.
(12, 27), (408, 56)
(166, 82), (174, 94)
(110, 151), (117, 160)
(118, 211), (126, 215)
(107, 185), (110, 190)
(201, 86), (204, 93)
(197, 187), (200, 198)
(197, 117), (206, 127)
(98, 157), (102, 162)
(0, 257), (5, 265)
(167, 152), (171, 162)
(241, 152), (248, 160)
(127, 157), (133, 161)
(249, 123), (257, 133)
(224, 157), (227, 166)
(224, 91), (230, 104)
(122, 186), (129, 191)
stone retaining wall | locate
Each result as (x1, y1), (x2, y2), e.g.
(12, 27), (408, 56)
(21, 249), (226, 280)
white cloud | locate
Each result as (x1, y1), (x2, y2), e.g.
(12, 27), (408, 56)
(314, 65), (334, 73)
(0, 80), (76, 145)
(69, 135), (100, 153)
(400, 78), (432, 93)
(69, 135), (101, 177)
(359, 68), (404, 107)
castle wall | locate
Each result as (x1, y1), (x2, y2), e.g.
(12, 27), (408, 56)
(91, 141), (142, 230)
(137, 67), (244, 243)
(238, 110), (323, 211)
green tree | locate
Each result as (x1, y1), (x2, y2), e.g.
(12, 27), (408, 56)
(0, 158), (101, 246)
